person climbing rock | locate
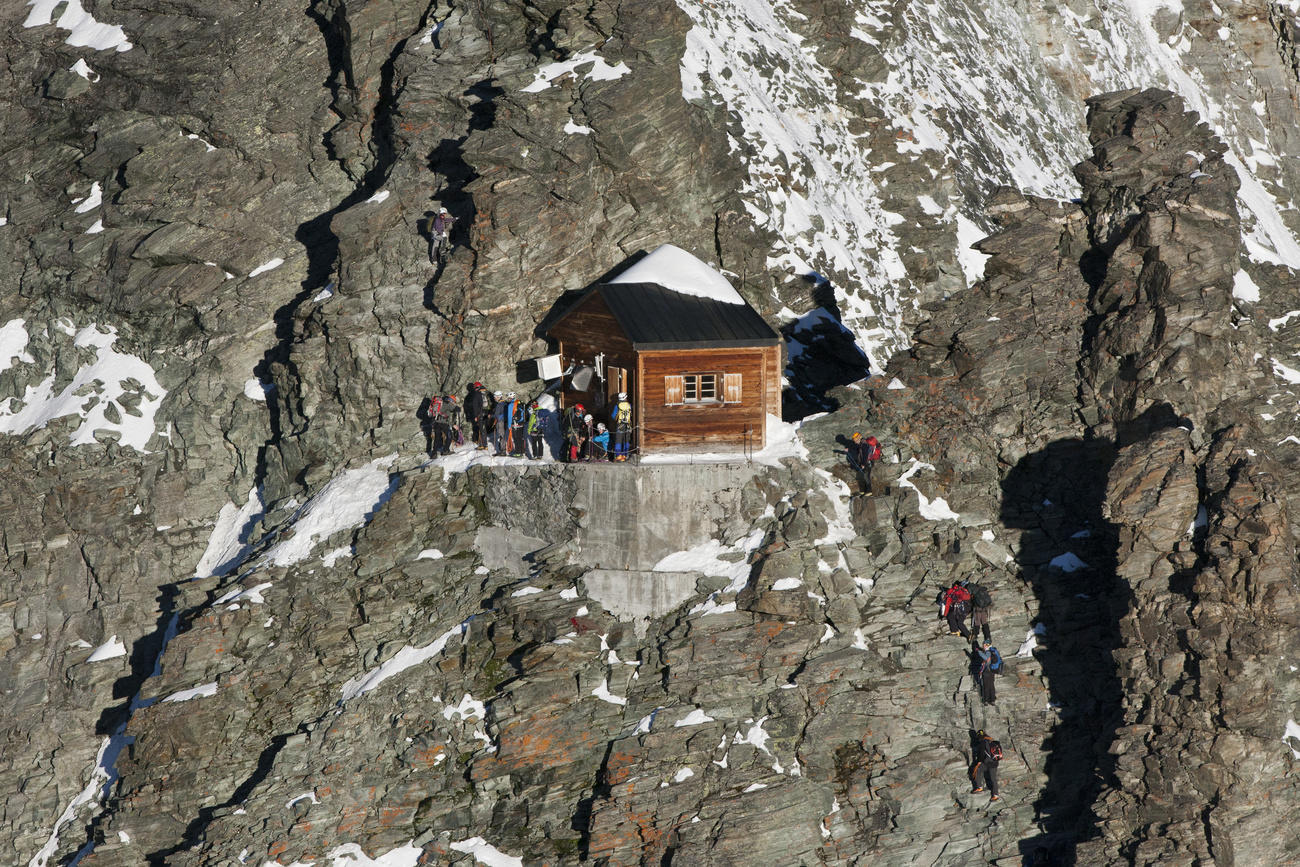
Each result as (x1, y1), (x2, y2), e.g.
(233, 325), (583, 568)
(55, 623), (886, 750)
(507, 393), (526, 457)
(968, 580), (994, 643)
(525, 401), (544, 459)
(466, 382), (491, 450)
(970, 730), (1002, 801)
(940, 580), (972, 639)
(592, 422), (610, 461)
(563, 402), (585, 463)
(846, 432), (882, 494)
(491, 390), (508, 455)
(611, 392), (632, 461)
(429, 394), (451, 456)
(976, 640), (1002, 705)
(429, 206), (456, 266)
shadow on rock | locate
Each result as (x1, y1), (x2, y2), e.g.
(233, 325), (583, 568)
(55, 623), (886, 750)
(1000, 437), (1130, 864)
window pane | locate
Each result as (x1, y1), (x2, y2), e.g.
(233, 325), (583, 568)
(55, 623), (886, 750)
(684, 375), (698, 401)
(699, 374), (716, 400)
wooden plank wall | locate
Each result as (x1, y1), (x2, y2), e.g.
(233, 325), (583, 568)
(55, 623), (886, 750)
(637, 348), (768, 451)
(548, 293), (636, 413)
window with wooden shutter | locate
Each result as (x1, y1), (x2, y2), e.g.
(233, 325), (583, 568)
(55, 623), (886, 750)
(664, 375), (684, 405)
(723, 373), (742, 404)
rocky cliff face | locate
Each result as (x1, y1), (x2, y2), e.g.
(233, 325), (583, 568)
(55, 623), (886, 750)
(5, 1), (1300, 866)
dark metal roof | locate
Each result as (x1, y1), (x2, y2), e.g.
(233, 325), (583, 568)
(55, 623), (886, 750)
(584, 282), (780, 350)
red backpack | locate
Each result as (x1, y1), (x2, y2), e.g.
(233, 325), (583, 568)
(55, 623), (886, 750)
(866, 438), (882, 461)
(946, 585), (971, 606)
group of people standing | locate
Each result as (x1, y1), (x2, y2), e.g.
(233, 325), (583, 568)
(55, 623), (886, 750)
(559, 393), (633, 462)
(938, 579), (1008, 803)
(423, 383), (635, 462)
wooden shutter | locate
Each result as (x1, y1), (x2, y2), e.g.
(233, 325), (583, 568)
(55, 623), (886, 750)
(723, 373), (743, 404)
(664, 375), (684, 405)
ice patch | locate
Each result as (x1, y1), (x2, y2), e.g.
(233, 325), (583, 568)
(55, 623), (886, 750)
(72, 182), (102, 214)
(365, 190), (390, 204)
(417, 549), (444, 560)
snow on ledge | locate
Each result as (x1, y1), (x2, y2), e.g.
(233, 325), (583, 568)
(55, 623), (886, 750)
(248, 257), (285, 278)
(24, 0), (132, 52)
(1284, 720), (1300, 759)
(609, 244), (745, 304)
(339, 619), (470, 701)
(162, 681), (217, 703)
(450, 837), (524, 867)
(87, 636), (126, 662)
(261, 456), (399, 567)
(896, 459), (961, 521)
(521, 49), (630, 93)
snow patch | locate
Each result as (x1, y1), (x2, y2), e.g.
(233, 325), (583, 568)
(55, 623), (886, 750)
(521, 49), (630, 93)
(194, 487), (264, 578)
(162, 681), (217, 703)
(24, 0), (132, 52)
(1049, 552), (1089, 572)
(248, 257), (284, 278)
(896, 459), (962, 521)
(592, 678), (627, 706)
(449, 838), (524, 867)
(0, 322), (167, 452)
(86, 636), (126, 662)
(261, 456), (398, 567)
(339, 619), (469, 701)
(609, 244), (745, 304)
(674, 708), (716, 727)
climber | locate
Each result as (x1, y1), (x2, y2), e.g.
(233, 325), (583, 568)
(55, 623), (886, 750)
(940, 580), (972, 639)
(592, 422), (610, 461)
(507, 393), (526, 457)
(466, 382), (492, 449)
(975, 640), (1002, 705)
(846, 432), (883, 495)
(968, 580), (994, 643)
(563, 402), (585, 462)
(429, 206), (456, 266)
(525, 401), (544, 459)
(492, 390), (509, 455)
(429, 394), (452, 456)
(611, 391), (632, 461)
(970, 730), (1002, 802)
(444, 393), (464, 447)
(578, 413), (597, 461)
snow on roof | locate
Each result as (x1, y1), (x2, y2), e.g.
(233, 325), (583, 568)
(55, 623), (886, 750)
(608, 244), (745, 305)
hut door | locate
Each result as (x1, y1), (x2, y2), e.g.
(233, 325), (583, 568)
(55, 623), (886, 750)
(607, 366), (628, 407)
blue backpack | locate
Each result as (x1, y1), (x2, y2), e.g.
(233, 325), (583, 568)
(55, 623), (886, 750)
(987, 647), (1003, 673)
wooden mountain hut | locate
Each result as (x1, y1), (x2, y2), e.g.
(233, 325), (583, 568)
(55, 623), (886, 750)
(543, 245), (782, 455)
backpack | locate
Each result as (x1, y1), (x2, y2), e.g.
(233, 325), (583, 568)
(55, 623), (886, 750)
(987, 647), (1002, 673)
(866, 442), (882, 461)
(946, 585), (971, 606)
(987, 739), (1003, 761)
(971, 584), (993, 609)
(615, 400), (631, 426)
